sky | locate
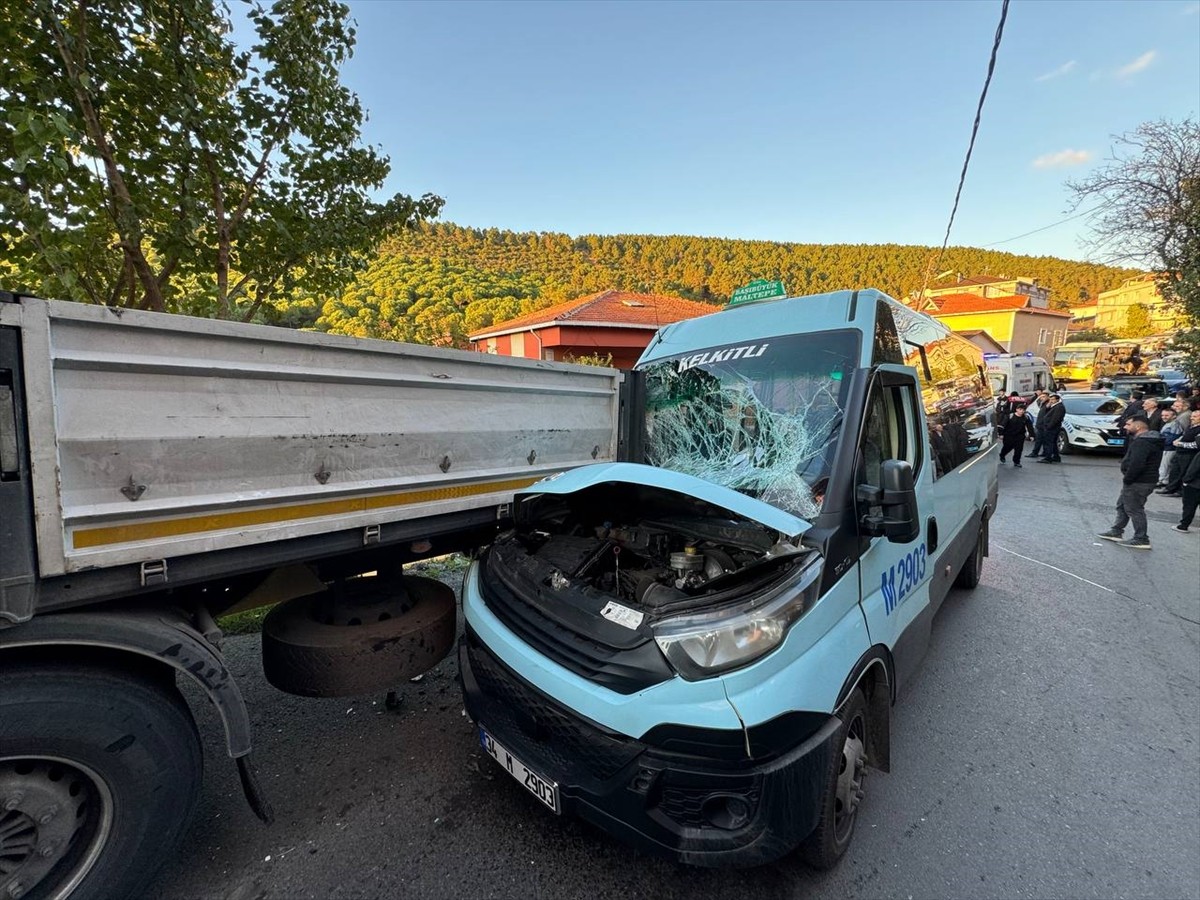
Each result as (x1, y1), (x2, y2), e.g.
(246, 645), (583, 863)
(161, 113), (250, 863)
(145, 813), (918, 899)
(332, 0), (1200, 262)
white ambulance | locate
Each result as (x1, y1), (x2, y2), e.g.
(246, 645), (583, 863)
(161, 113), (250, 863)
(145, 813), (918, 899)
(985, 353), (1055, 401)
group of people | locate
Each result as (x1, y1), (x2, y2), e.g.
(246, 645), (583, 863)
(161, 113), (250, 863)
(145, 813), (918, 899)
(995, 390), (1064, 467)
(1099, 389), (1200, 550)
(994, 384), (1200, 550)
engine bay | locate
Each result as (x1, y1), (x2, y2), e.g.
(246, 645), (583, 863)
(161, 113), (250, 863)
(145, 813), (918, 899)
(492, 481), (811, 619)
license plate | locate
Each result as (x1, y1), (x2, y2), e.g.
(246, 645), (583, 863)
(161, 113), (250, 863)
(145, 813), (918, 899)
(1106, 438), (1125, 446)
(480, 726), (560, 814)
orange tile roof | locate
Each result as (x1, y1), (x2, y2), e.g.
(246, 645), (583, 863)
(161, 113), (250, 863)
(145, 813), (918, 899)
(468, 290), (720, 338)
(932, 293), (1071, 317)
(933, 293), (1031, 313)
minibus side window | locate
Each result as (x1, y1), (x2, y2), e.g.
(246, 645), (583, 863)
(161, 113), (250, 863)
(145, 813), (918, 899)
(859, 382), (921, 489)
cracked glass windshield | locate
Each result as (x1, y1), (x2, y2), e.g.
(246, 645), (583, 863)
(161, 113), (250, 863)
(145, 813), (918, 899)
(639, 330), (858, 520)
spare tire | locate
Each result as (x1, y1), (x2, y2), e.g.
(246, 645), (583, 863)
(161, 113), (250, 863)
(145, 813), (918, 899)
(262, 574), (456, 697)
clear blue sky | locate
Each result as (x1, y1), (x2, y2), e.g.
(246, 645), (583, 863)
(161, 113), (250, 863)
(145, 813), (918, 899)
(336, 0), (1199, 262)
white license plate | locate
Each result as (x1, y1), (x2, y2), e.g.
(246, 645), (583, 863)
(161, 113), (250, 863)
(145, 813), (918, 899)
(480, 726), (560, 814)
(1107, 438), (1125, 446)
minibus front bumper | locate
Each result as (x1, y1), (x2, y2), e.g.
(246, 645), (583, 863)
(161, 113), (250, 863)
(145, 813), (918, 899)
(459, 629), (841, 867)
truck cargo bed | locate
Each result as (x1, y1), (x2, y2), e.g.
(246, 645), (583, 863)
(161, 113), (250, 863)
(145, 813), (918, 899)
(1, 297), (621, 583)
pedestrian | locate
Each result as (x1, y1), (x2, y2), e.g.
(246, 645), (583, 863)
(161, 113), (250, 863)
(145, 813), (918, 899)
(999, 404), (1035, 466)
(1174, 450), (1200, 533)
(1172, 397), (1191, 432)
(1158, 410), (1200, 497)
(1037, 394), (1066, 463)
(1158, 408), (1182, 488)
(996, 391), (1020, 432)
(1097, 415), (1164, 550)
(1143, 398), (1163, 432)
(1029, 391), (1052, 458)
(1116, 390), (1145, 431)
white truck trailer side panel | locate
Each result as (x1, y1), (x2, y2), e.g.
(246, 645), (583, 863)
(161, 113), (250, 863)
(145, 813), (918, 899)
(1, 299), (621, 576)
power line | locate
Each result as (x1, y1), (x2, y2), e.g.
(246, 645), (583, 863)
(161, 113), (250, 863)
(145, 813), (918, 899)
(938, 0), (1009, 259)
(980, 205), (1101, 248)
(915, 0), (1010, 308)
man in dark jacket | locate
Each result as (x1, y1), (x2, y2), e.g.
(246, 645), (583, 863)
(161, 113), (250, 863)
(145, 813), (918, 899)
(1116, 391), (1145, 430)
(1143, 397), (1163, 432)
(1036, 394), (1066, 463)
(1097, 416), (1164, 549)
(1173, 450), (1200, 533)
(999, 405), (1035, 467)
(1159, 413), (1200, 497)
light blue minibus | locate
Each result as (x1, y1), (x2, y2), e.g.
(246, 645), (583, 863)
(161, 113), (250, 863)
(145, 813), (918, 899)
(461, 289), (998, 867)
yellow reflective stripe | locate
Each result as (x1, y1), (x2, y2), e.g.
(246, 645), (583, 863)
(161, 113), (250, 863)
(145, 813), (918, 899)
(71, 476), (543, 549)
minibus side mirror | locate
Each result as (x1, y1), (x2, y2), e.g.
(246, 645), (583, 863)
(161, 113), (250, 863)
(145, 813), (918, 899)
(857, 459), (920, 544)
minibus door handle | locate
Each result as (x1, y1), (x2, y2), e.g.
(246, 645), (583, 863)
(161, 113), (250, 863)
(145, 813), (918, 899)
(926, 517), (938, 554)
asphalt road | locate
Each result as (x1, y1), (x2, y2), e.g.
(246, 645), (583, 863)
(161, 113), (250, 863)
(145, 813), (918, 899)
(147, 451), (1200, 900)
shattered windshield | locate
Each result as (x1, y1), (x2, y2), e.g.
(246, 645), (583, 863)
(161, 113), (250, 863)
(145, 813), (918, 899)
(639, 330), (858, 520)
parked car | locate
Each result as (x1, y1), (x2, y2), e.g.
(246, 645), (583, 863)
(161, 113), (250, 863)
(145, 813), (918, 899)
(1090, 376), (1169, 400)
(1029, 393), (1128, 455)
(1150, 369), (1193, 395)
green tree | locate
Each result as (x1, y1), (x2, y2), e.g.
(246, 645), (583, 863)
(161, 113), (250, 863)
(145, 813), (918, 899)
(1068, 119), (1200, 377)
(1115, 304), (1154, 339)
(1068, 328), (1113, 343)
(0, 0), (442, 318)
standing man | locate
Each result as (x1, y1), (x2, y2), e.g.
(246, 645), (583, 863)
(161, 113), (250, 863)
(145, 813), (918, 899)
(1098, 415), (1164, 550)
(1173, 450), (1200, 533)
(1029, 391), (1052, 459)
(999, 404), (1036, 467)
(1037, 394), (1066, 463)
(1158, 407), (1200, 498)
(996, 391), (1020, 433)
(1174, 394), (1192, 431)
(1117, 391), (1145, 430)
(1158, 407), (1182, 488)
(1142, 397), (1163, 432)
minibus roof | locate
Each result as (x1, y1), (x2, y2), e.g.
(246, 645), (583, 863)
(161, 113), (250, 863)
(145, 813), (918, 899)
(637, 289), (884, 368)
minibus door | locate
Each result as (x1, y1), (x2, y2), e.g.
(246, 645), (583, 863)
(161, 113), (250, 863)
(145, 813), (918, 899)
(853, 369), (933, 684)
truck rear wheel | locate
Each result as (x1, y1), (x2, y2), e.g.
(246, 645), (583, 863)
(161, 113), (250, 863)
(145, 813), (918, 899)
(0, 661), (202, 900)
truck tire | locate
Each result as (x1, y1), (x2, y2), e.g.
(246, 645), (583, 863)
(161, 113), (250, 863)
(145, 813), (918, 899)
(0, 661), (202, 900)
(954, 517), (987, 589)
(262, 574), (456, 697)
(800, 688), (869, 870)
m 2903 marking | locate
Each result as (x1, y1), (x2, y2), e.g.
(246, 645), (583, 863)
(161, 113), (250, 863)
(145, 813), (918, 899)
(882, 544), (926, 615)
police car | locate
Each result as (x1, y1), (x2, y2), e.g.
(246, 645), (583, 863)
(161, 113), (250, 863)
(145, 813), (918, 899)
(1029, 392), (1128, 454)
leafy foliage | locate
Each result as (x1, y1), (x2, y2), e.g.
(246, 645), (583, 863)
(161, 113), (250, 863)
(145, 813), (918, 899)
(1115, 304), (1154, 339)
(313, 222), (1141, 349)
(1068, 119), (1200, 378)
(1069, 328), (1113, 343)
(0, 0), (441, 318)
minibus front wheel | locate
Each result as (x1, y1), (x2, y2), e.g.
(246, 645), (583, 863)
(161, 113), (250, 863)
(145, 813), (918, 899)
(801, 689), (869, 870)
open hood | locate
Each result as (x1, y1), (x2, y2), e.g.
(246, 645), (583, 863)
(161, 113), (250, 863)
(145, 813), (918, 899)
(519, 462), (811, 540)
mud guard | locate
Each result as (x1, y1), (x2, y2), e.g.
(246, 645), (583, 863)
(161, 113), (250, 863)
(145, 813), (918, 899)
(0, 606), (273, 823)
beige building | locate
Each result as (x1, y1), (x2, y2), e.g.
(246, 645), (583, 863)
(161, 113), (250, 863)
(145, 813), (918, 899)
(910, 292), (1071, 356)
(1095, 274), (1189, 333)
(923, 275), (1051, 308)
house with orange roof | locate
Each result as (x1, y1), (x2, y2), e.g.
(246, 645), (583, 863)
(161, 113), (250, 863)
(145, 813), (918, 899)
(908, 290), (1071, 356)
(467, 290), (720, 369)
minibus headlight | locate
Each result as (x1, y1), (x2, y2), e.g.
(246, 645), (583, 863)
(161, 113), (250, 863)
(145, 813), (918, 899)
(652, 555), (822, 679)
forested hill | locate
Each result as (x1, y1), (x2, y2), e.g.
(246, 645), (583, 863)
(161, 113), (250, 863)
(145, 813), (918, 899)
(300, 222), (1141, 348)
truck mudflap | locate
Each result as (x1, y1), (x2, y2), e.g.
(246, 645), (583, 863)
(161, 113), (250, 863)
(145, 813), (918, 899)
(459, 630), (840, 867)
(0, 606), (273, 823)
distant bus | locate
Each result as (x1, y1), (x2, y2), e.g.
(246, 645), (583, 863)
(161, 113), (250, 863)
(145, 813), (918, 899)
(1053, 342), (1114, 383)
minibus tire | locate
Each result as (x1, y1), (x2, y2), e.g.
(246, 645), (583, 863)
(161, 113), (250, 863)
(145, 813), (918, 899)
(954, 520), (987, 589)
(0, 660), (202, 900)
(800, 689), (868, 870)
